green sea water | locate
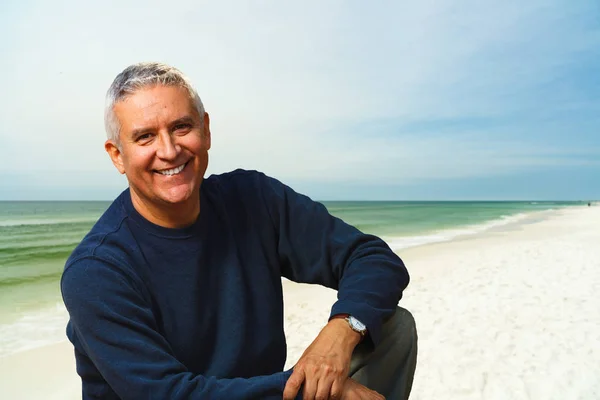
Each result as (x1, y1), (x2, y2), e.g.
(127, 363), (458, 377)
(0, 199), (586, 357)
(324, 201), (582, 247)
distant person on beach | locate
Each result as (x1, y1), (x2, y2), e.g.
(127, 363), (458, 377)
(60, 62), (417, 400)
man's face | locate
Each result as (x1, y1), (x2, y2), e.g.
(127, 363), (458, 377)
(105, 85), (211, 210)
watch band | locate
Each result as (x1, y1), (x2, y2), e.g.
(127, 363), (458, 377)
(329, 313), (367, 338)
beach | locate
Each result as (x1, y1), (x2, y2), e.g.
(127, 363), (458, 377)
(1, 204), (599, 398)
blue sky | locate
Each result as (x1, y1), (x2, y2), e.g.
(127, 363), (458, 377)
(0, 0), (598, 200)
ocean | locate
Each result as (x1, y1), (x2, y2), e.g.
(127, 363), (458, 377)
(0, 199), (586, 358)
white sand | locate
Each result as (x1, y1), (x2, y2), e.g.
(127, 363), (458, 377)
(397, 206), (600, 399)
(0, 341), (80, 399)
(2, 206), (599, 399)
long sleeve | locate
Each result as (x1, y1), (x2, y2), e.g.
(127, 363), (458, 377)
(61, 257), (292, 400)
(258, 173), (410, 346)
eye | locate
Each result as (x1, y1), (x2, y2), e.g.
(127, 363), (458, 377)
(173, 123), (192, 133)
(135, 133), (154, 143)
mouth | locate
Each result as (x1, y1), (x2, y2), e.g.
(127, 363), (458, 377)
(154, 161), (189, 176)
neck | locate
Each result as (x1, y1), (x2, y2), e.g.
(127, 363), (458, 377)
(130, 190), (200, 229)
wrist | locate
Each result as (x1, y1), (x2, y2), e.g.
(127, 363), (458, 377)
(328, 315), (364, 347)
(330, 314), (368, 339)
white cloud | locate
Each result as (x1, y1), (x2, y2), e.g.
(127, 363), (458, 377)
(0, 0), (598, 198)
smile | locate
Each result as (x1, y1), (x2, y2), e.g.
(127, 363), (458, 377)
(155, 161), (188, 176)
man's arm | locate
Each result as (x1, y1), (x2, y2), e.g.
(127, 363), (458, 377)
(256, 172), (409, 399)
(61, 257), (293, 400)
(258, 172), (409, 345)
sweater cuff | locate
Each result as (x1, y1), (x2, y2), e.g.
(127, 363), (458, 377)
(330, 300), (382, 347)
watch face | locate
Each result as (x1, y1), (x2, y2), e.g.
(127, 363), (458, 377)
(349, 316), (366, 332)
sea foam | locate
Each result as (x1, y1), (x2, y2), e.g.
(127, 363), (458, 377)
(382, 210), (553, 251)
(0, 302), (70, 358)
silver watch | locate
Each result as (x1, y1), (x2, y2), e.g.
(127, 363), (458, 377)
(345, 315), (367, 337)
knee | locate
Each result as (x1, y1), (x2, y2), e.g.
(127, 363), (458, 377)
(384, 306), (417, 343)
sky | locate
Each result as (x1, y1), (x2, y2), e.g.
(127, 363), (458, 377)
(0, 0), (598, 201)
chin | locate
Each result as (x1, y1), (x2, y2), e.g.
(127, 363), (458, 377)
(157, 185), (196, 205)
(163, 193), (195, 205)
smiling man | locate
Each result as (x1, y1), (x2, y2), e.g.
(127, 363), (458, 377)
(61, 62), (417, 400)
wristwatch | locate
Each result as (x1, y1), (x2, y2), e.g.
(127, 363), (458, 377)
(330, 314), (368, 338)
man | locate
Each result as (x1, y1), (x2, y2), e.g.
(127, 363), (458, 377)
(61, 62), (417, 399)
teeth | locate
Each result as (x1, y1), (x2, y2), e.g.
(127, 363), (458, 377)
(158, 163), (186, 176)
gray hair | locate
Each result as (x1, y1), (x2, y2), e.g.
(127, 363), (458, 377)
(104, 62), (205, 143)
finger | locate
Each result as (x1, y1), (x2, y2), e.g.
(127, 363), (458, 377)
(328, 377), (345, 400)
(314, 375), (336, 400)
(302, 372), (318, 400)
(283, 368), (305, 400)
(366, 388), (385, 400)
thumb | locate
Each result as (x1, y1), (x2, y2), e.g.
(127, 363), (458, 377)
(283, 368), (305, 400)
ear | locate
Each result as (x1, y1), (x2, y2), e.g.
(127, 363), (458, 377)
(105, 140), (126, 174)
(203, 112), (212, 151)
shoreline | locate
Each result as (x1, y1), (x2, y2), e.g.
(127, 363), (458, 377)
(383, 205), (581, 253)
(400, 206), (569, 252)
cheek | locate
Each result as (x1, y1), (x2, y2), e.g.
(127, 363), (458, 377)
(188, 131), (209, 149)
(180, 139), (206, 156)
(123, 149), (155, 173)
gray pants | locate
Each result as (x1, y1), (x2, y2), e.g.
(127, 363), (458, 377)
(350, 307), (418, 400)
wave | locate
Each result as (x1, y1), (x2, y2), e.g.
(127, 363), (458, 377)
(0, 271), (64, 287)
(0, 217), (99, 228)
(382, 210), (552, 251)
(0, 242), (79, 270)
(0, 302), (70, 358)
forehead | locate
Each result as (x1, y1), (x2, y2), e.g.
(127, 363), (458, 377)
(114, 85), (196, 130)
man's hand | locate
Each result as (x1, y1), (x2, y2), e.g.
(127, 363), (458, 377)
(283, 318), (362, 400)
(340, 378), (385, 400)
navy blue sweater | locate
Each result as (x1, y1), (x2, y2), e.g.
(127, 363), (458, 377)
(61, 170), (409, 399)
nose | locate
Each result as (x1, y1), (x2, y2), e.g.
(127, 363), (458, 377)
(156, 132), (180, 160)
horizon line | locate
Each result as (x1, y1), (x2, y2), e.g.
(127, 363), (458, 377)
(0, 199), (596, 203)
